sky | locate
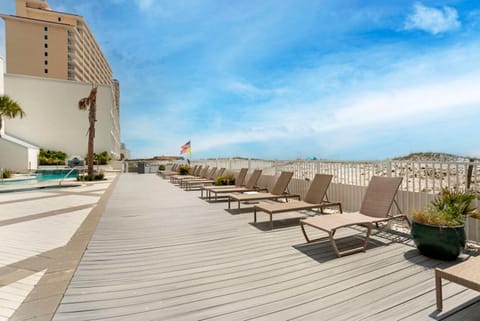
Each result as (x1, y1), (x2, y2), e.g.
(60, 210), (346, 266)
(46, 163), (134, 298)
(0, 0), (479, 160)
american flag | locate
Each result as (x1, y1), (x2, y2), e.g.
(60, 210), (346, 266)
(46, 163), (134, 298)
(180, 141), (191, 154)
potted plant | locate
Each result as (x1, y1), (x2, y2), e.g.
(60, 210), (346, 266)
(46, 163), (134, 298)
(411, 187), (476, 260)
(177, 164), (190, 175)
(214, 173), (236, 186)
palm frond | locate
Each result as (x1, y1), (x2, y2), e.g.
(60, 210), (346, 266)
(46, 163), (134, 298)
(78, 97), (89, 111)
(0, 95), (26, 118)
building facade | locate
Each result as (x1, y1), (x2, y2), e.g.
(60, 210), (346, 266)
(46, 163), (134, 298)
(0, 0), (121, 171)
(0, 57), (40, 172)
(2, 0), (113, 85)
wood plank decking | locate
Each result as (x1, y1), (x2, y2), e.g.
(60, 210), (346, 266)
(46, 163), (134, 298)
(54, 173), (480, 321)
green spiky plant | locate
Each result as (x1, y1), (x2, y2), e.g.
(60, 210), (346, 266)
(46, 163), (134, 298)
(178, 165), (190, 175)
(412, 187), (476, 226)
(214, 173), (236, 186)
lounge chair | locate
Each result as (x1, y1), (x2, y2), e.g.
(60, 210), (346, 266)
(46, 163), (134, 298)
(170, 165), (204, 184)
(206, 169), (263, 201)
(435, 255), (480, 311)
(183, 168), (226, 190)
(158, 164), (179, 178)
(200, 168), (248, 198)
(169, 165), (199, 183)
(160, 163), (182, 178)
(300, 176), (407, 257)
(178, 166), (215, 187)
(253, 174), (342, 230)
(227, 171), (299, 210)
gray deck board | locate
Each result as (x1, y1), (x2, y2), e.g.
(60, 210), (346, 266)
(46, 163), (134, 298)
(54, 173), (479, 321)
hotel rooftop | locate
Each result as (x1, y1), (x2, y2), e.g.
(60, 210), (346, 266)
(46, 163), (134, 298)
(0, 165), (479, 320)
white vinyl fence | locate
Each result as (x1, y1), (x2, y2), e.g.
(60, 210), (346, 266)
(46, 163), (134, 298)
(191, 158), (480, 242)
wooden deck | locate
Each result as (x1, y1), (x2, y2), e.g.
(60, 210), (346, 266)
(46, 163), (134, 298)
(53, 173), (480, 320)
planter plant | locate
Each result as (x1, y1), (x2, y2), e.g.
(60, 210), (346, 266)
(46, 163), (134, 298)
(411, 187), (476, 260)
(214, 173), (235, 186)
(177, 165), (190, 175)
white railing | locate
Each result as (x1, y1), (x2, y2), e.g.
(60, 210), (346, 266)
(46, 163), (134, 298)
(193, 158), (479, 195)
(190, 158), (480, 241)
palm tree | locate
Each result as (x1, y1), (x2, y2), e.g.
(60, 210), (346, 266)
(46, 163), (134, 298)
(78, 86), (98, 178)
(0, 95), (26, 137)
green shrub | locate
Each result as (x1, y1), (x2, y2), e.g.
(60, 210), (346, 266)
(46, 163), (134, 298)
(178, 165), (190, 175)
(85, 151), (111, 165)
(158, 164), (166, 171)
(95, 151), (111, 165)
(214, 173), (236, 186)
(39, 149), (67, 165)
(2, 169), (13, 179)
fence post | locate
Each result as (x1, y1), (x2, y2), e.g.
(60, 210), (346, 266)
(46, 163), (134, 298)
(386, 160), (392, 177)
(466, 158), (474, 190)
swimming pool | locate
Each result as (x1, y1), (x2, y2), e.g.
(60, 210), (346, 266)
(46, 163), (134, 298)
(0, 172), (78, 185)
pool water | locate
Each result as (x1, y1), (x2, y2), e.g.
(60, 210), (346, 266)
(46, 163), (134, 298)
(1, 172), (78, 185)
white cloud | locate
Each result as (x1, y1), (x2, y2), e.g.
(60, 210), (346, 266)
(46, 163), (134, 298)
(136, 0), (153, 11)
(226, 80), (285, 99)
(404, 3), (460, 34)
(187, 44), (480, 155)
(131, 0), (169, 17)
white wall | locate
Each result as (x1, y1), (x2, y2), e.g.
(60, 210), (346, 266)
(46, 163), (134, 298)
(0, 138), (28, 171)
(4, 73), (121, 159)
(0, 57), (4, 137)
(27, 146), (37, 170)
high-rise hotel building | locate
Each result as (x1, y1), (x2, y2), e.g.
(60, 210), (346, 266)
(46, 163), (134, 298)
(3, 0), (113, 85)
(0, 0), (121, 170)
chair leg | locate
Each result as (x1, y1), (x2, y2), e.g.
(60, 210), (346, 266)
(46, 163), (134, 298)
(435, 270), (443, 311)
(269, 213), (273, 230)
(361, 224), (372, 251)
(328, 230), (342, 258)
(300, 222), (311, 242)
(253, 208), (257, 224)
(301, 223), (372, 257)
(301, 223), (330, 244)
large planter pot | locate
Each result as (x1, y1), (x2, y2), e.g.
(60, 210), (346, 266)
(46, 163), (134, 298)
(411, 221), (466, 261)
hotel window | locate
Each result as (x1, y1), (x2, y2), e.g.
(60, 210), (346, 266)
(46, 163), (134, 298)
(44, 60), (48, 65)
(58, 17), (62, 22)
(44, 35), (48, 40)
(44, 52), (48, 57)
(44, 69), (48, 74)
(44, 43), (48, 48)
(44, 26), (48, 32)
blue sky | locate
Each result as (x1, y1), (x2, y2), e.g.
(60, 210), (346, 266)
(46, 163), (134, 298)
(1, 1), (479, 160)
